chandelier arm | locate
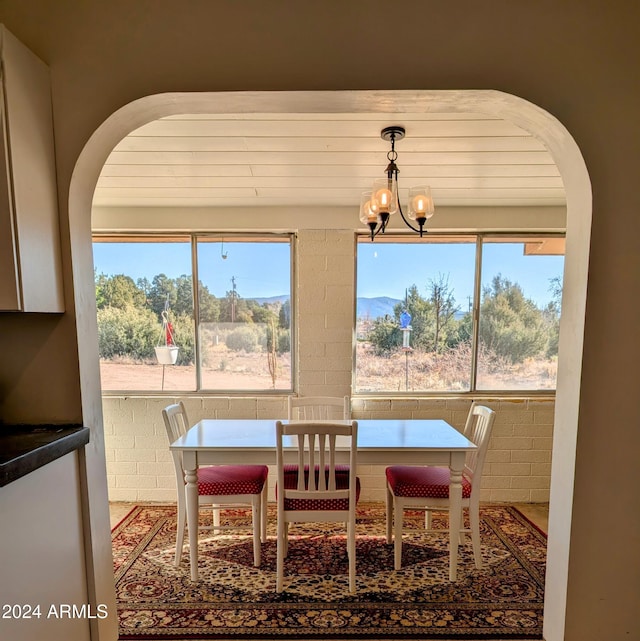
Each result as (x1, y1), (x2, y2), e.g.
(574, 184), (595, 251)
(397, 194), (424, 235)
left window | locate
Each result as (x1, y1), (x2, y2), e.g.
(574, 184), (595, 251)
(93, 234), (293, 393)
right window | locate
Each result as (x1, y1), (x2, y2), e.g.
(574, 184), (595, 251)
(355, 234), (564, 393)
(475, 236), (564, 391)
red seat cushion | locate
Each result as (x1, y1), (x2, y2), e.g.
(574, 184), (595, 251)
(280, 468), (360, 511)
(386, 465), (472, 499)
(197, 465), (268, 496)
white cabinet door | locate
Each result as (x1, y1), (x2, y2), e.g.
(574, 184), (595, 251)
(0, 26), (63, 312)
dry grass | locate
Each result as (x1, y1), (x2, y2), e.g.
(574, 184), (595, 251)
(355, 342), (557, 392)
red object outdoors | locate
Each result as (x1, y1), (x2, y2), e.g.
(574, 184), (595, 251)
(165, 322), (174, 346)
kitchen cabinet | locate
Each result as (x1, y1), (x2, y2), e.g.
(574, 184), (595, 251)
(0, 26), (63, 312)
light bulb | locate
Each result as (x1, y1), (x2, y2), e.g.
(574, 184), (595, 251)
(359, 191), (379, 225)
(371, 177), (397, 216)
(408, 186), (434, 221)
(375, 187), (393, 212)
(412, 194), (427, 214)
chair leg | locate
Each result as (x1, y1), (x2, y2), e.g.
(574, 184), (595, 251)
(385, 484), (393, 544)
(252, 497), (261, 567)
(425, 508), (432, 530)
(260, 483), (268, 543)
(213, 503), (221, 531)
(283, 522), (289, 556)
(345, 522), (349, 557)
(469, 503), (482, 569)
(393, 498), (403, 570)
(348, 518), (356, 593)
(276, 517), (286, 592)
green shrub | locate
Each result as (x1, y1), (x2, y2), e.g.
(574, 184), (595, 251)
(278, 329), (291, 354)
(97, 306), (195, 364)
(225, 325), (261, 352)
(97, 306), (158, 360)
(169, 313), (195, 365)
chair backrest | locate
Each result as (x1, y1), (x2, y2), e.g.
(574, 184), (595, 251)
(287, 396), (350, 421)
(276, 420), (358, 508)
(463, 404), (495, 490)
(462, 401), (478, 439)
(162, 401), (190, 483)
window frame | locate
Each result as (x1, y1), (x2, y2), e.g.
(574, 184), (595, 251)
(354, 231), (565, 397)
(93, 231), (295, 396)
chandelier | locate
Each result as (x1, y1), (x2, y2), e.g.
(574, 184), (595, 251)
(359, 126), (435, 241)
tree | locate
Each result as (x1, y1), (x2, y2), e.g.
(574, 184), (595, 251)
(543, 276), (563, 358)
(479, 275), (546, 363)
(367, 281), (460, 354)
(219, 288), (252, 323)
(396, 285), (434, 351)
(96, 305), (158, 359)
(197, 282), (220, 323)
(279, 298), (291, 329)
(428, 274), (460, 353)
(174, 275), (193, 316)
(95, 273), (146, 310)
(367, 314), (401, 355)
(147, 274), (177, 318)
(246, 299), (277, 325)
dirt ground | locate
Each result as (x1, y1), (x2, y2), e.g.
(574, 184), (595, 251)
(100, 344), (556, 392)
(100, 356), (291, 392)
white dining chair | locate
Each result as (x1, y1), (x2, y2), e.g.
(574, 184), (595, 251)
(275, 419), (359, 593)
(287, 395), (351, 420)
(162, 402), (269, 567)
(286, 395), (352, 483)
(385, 404), (495, 571)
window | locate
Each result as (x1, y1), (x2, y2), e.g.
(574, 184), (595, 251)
(355, 234), (564, 393)
(93, 234), (293, 392)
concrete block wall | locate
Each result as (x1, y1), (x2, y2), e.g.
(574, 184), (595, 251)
(103, 395), (554, 504)
(102, 229), (554, 505)
(295, 229), (355, 397)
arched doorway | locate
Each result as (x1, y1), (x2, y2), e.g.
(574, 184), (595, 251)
(69, 89), (591, 641)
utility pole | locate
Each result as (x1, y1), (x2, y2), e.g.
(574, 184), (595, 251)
(231, 276), (237, 322)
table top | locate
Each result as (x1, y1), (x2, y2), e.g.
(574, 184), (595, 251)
(170, 418), (476, 453)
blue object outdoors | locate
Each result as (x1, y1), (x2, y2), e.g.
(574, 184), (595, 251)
(400, 310), (412, 328)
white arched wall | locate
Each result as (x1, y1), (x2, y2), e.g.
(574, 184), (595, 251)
(69, 89), (591, 641)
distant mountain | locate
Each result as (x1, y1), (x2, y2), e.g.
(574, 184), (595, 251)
(250, 295), (289, 306)
(250, 295), (404, 320)
(357, 296), (402, 319)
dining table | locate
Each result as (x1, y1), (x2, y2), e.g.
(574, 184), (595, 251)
(170, 417), (476, 582)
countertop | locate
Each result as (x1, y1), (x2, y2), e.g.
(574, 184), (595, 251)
(0, 424), (90, 486)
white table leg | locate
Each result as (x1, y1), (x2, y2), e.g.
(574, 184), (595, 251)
(183, 451), (199, 581)
(448, 451), (465, 581)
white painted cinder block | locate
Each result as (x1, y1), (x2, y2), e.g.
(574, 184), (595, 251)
(103, 395), (555, 504)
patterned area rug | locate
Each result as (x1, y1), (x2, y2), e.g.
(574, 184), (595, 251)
(112, 504), (546, 639)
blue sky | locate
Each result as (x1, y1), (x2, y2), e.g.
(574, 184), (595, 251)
(357, 242), (564, 308)
(93, 241), (290, 299)
(93, 239), (564, 308)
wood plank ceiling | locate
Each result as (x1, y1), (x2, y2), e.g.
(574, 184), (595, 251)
(94, 112), (565, 209)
